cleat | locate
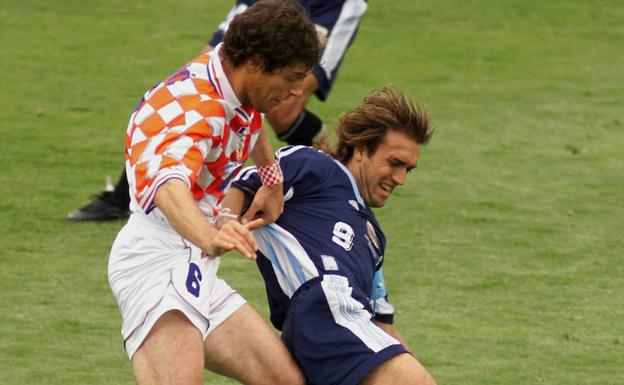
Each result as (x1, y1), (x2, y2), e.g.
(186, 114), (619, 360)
(67, 191), (129, 222)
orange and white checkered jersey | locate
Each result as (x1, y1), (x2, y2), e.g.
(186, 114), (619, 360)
(124, 44), (263, 218)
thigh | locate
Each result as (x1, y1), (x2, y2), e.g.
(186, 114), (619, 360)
(203, 303), (305, 385)
(132, 310), (205, 385)
(359, 352), (437, 385)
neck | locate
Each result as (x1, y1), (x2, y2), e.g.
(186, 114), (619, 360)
(220, 52), (248, 105)
(345, 159), (363, 193)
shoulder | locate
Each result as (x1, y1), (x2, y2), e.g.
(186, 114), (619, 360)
(276, 145), (334, 165)
(277, 146), (339, 174)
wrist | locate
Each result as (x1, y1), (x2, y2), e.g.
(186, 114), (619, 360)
(199, 223), (219, 253)
(257, 161), (283, 187)
(214, 208), (239, 228)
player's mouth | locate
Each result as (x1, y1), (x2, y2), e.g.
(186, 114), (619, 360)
(379, 183), (393, 195)
(274, 94), (290, 103)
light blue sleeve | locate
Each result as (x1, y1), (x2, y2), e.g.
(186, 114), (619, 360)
(370, 267), (395, 324)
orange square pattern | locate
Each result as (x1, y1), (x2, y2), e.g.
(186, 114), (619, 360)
(124, 53), (263, 215)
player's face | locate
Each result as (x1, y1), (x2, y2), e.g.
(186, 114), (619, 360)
(352, 130), (421, 208)
(245, 64), (309, 113)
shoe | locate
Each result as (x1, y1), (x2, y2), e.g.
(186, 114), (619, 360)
(67, 191), (129, 222)
(312, 127), (332, 153)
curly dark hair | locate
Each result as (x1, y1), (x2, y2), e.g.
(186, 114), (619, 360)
(222, 0), (320, 73)
(332, 86), (434, 163)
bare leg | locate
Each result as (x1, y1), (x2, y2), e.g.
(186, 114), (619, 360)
(132, 310), (205, 385)
(360, 352), (437, 385)
(203, 303), (305, 385)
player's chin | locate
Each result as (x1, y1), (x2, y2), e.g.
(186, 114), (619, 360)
(373, 188), (392, 207)
(369, 196), (387, 208)
(258, 100), (279, 113)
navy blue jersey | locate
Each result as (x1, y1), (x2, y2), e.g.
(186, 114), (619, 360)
(233, 146), (393, 329)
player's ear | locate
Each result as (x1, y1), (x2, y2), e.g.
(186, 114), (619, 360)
(246, 55), (264, 74)
(353, 146), (365, 162)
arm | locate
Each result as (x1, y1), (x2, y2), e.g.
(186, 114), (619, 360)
(154, 179), (259, 259)
(244, 129), (284, 224)
(219, 186), (252, 224)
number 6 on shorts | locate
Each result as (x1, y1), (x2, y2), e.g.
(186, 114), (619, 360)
(185, 262), (202, 297)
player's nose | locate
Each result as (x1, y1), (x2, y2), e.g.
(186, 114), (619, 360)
(289, 80), (304, 97)
(392, 168), (407, 185)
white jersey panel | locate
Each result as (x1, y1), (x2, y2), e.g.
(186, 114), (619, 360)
(321, 274), (399, 352)
(253, 223), (320, 297)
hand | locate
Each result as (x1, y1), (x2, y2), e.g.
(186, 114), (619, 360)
(203, 218), (264, 260)
(241, 183), (284, 224)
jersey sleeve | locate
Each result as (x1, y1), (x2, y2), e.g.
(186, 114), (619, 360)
(232, 145), (327, 197)
(126, 96), (225, 214)
(370, 267), (395, 324)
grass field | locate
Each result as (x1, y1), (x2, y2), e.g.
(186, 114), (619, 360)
(1, 1), (623, 384)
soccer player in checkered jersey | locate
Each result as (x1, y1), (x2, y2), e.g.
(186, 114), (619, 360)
(107, 2), (319, 385)
(222, 86), (437, 385)
(68, 0), (368, 222)
(207, 0), (367, 148)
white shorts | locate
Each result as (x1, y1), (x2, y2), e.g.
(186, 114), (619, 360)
(108, 212), (246, 359)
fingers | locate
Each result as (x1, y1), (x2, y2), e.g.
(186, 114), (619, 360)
(206, 220), (259, 260)
(259, 208), (282, 224)
(241, 184), (284, 224)
(245, 218), (264, 231)
(241, 203), (260, 224)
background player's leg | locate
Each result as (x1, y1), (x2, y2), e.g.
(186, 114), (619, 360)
(266, 73), (318, 135)
(203, 303), (305, 385)
(113, 168), (131, 208)
(67, 167), (130, 221)
(360, 352), (437, 385)
(266, 74), (330, 151)
(132, 310), (205, 385)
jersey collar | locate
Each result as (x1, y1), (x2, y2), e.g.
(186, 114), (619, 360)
(208, 43), (243, 108)
(332, 159), (365, 207)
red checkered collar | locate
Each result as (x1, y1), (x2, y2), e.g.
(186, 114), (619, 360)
(207, 43), (242, 109)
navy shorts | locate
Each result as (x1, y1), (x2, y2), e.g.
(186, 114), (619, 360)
(208, 0), (368, 101)
(281, 275), (406, 385)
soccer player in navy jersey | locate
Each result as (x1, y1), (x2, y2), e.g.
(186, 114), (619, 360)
(221, 86), (438, 385)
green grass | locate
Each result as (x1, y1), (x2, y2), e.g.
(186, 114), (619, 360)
(1, 1), (623, 384)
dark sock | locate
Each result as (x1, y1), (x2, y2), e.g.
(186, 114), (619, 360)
(277, 109), (323, 146)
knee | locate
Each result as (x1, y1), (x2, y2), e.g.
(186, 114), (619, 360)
(360, 353), (437, 385)
(268, 364), (305, 385)
(271, 370), (306, 385)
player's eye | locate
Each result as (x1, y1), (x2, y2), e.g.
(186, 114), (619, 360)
(389, 159), (402, 168)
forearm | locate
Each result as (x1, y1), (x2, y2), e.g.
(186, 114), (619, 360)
(245, 130), (284, 223)
(250, 129), (276, 167)
(154, 178), (217, 252)
(220, 187), (252, 217)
